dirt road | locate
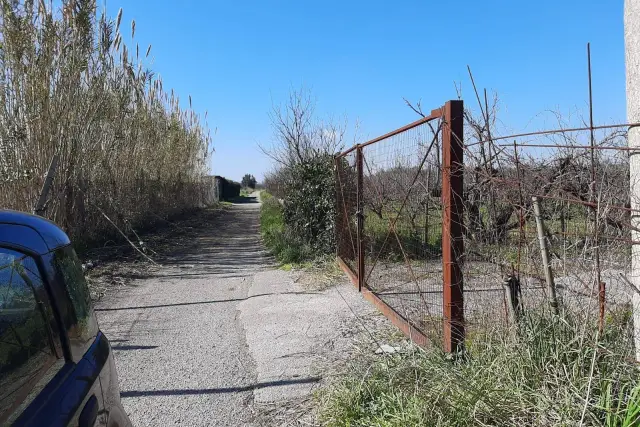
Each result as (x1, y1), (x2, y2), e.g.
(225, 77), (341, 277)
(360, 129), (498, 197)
(94, 196), (381, 426)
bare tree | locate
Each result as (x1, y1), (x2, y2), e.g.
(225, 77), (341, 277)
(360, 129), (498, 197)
(261, 87), (349, 255)
(260, 87), (346, 168)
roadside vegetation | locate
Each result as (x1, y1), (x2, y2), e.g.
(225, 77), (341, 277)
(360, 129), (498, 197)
(260, 191), (313, 263)
(0, 0), (212, 247)
(319, 307), (639, 426)
(260, 88), (345, 264)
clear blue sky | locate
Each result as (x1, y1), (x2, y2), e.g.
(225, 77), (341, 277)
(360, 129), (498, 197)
(108, 0), (626, 182)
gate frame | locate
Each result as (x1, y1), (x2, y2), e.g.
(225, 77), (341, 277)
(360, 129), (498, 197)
(335, 100), (464, 353)
(441, 100), (465, 354)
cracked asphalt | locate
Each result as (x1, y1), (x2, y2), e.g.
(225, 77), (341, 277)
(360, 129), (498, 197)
(95, 198), (267, 426)
(94, 195), (381, 426)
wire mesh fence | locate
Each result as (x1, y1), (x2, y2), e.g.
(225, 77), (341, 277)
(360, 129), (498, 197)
(335, 104), (461, 349)
(462, 124), (636, 332)
(336, 96), (638, 353)
(360, 118), (445, 344)
(335, 151), (358, 276)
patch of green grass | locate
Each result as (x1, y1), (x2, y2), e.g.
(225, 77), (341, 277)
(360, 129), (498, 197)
(363, 208), (442, 261)
(318, 308), (639, 427)
(260, 191), (314, 264)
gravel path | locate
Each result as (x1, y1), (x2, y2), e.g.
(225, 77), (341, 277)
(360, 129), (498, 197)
(94, 196), (386, 426)
(95, 199), (266, 426)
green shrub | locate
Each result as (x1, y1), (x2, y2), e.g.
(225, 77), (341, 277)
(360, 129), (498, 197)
(263, 155), (336, 262)
(260, 192), (313, 263)
(281, 155), (336, 256)
(241, 174), (257, 189)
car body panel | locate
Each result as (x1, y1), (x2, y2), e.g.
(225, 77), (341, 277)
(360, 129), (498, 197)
(0, 210), (131, 427)
(0, 211), (70, 254)
(0, 224), (50, 255)
(12, 333), (110, 427)
(98, 353), (130, 427)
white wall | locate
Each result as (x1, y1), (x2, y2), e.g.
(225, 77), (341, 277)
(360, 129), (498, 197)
(624, 0), (640, 361)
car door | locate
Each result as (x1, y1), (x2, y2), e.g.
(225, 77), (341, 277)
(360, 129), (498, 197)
(0, 246), (107, 427)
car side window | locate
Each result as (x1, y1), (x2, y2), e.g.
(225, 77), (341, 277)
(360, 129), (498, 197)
(0, 248), (63, 425)
(52, 245), (98, 361)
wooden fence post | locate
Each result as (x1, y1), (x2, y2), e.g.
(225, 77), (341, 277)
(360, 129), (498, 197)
(442, 100), (464, 354)
(532, 196), (559, 315)
(503, 275), (522, 325)
(34, 154), (60, 216)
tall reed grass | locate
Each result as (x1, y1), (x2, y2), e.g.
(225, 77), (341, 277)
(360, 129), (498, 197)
(0, 0), (212, 245)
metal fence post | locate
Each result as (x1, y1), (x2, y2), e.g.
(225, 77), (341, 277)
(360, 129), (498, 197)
(442, 100), (464, 354)
(356, 146), (364, 292)
(334, 156), (341, 260)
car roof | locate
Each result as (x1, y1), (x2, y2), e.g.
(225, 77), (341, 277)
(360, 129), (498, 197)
(0, 210), (70, 255)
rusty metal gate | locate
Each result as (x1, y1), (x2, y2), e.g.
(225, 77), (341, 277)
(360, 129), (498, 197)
(335, 100), (464, 353)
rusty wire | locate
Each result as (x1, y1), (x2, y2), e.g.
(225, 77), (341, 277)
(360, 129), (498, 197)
(336, 80), (638, 351)
(460, 104), (634, 331)
(335, 116), (447, 345)
(335, 151), (358, 275)
(466, 122), (640, 147)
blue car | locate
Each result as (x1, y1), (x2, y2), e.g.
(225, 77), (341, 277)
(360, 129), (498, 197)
(0, 210), (131, 427)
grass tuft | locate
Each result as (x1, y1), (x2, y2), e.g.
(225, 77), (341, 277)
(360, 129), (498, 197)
(260, 191), (313, 264)
(319, 308), (639, 427)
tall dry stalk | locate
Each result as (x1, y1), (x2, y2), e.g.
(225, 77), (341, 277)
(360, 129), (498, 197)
(0, 0), (212, 244)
